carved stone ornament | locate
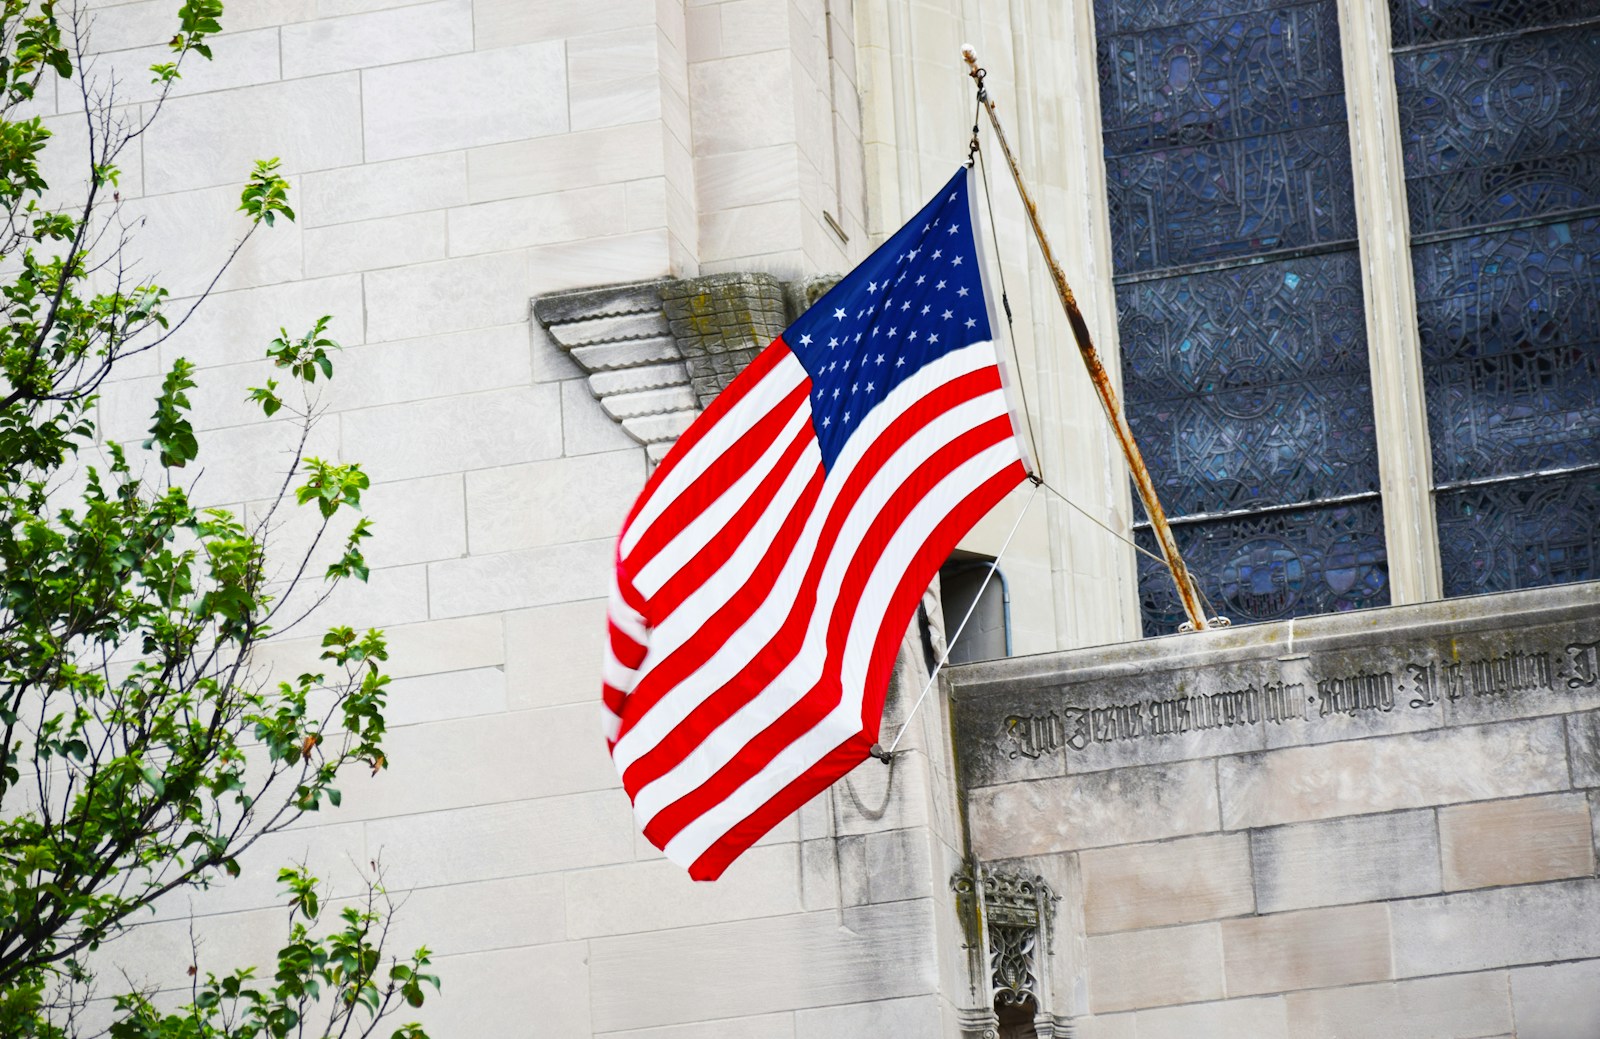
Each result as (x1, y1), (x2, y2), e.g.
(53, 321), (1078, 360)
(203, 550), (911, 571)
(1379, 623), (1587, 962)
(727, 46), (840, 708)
(534, 273), (841, 465)
(952, 862), (1059, 1038)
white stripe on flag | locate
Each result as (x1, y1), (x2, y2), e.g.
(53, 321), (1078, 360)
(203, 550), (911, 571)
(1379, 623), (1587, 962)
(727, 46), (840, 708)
(620, 353), (808, 558)
(624, 391), (1016, 822)
(632, 402), (816, 598)
(610, 357), (1009, 778)
(659, 438), (1023, 868)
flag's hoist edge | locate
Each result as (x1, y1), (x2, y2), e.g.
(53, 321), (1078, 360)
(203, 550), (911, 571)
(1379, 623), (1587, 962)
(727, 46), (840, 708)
(602, 167), (1031, 880)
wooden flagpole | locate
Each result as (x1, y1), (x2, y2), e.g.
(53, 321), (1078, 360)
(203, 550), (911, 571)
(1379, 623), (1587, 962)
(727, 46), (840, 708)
(962, 45), (1212, 632)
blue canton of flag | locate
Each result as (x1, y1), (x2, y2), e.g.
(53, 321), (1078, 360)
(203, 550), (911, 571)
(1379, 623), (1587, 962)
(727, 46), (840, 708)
(785, 176), (994, 466)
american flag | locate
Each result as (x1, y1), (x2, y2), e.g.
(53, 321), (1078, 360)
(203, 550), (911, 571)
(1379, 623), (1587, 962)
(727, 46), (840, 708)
(603, 168), (1029, 880)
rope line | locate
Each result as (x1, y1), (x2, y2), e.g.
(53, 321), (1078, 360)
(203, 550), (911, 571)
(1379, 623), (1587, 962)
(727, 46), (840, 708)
(1035, 476), (1226, 623)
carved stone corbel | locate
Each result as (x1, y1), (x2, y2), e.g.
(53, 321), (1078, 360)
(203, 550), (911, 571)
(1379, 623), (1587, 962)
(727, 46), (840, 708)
(534, 273), (839, 465)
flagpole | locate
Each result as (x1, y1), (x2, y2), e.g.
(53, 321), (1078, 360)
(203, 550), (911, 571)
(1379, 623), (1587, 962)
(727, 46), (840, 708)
(961, 45), (1212, 633)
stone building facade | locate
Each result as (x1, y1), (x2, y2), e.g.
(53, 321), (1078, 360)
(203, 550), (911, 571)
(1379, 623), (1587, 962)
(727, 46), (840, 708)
(68, 0), (1600, 1035)
(951, 585), (1600, 1037)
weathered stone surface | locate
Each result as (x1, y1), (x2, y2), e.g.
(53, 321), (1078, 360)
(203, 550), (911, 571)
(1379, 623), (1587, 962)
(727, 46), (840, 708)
(253, 614), (502, 685)
(1250, 809), (1441, 914)
(342, 384), (563, 481)
(794, 995), (943, 1038)
(589, 362), (692, 396)
(1219, 717), (1570, 830)
(281, 560), (430, 630)
(548, 310), (674, 348)
(968, 760), (1220, 860)
(1071, 1012), (1138, 1039)
(128, 184), (305, 297)
(602, 385), (700, 420)
(471, 0), (654, 46)
(465, 449), (643, 555)
(428, 538), (612, 618)
(1437, 620), (1600, 729)
(1569, 709), (1600, 787)
(623, 410), (698, 444)
(380, 873), (566, 958)
(832, 744), (930, 837)
(533, 280), (663, 326)
(504, 597), (609, 710)
(148, 821), (370, 921)
(1079, 833), (1254, 934)
(565, 844), (801, 939)
(1086, 922), (1224, 1013)
(366, 251), (534, 339)
(450, 183), (631, 255)
(562, 378), (642, 457)
(357, 474), (470, 568)
(302, 152), (468, 227)
(1133, 996), (1290, 1039)
(570, 336), (683, 371)
(413, 942), (591, 1037)
(568, 25), (660, 132)
(340, 704), (615, 821)
(1284, 972), (1514, 1039)
(381, 665), (506, 727)
(956, 670), (1274, 786)
(367, 789), (636, 890)
(143, 74), (363, 194)
(1391, 878), (1600, 976)
(281, 0), (471, 76)
(1440, 793), (1595, 890)
(690, 51), (797, 156)
(1593, 789), (1600, 870)
(333, 324), (534, 412)
(467, 123), (667, 204)
(1510, 960), (1600, 1039)
(362, 43), (567, 160)
(603, 1013), (796, 1039)
(660, 272), (787, 406)
(1221, 902), (1393, 996)
(858, 827), (934, 904)
(587, 900), (938, 1031)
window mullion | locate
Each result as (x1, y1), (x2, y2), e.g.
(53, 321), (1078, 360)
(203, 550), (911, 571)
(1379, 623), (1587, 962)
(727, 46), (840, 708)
(1335, 0), (1442, 604)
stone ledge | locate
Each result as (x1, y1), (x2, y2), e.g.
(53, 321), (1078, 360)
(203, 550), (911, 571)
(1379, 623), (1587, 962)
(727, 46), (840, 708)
(951, 581), (1600, 790)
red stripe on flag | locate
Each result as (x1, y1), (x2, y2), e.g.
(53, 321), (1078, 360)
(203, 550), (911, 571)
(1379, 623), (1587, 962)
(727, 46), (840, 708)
(616, 373), (1005, 790)
(687, 732), (871, 881)
(635, 416), (1017, 846)
(620, 367), (1002, 714)
(615, 464), (826, 746)
(609, 622), (646, 670)
(645, 418), (819, 618)
(682, 462), (1026, 880)
(625, 380), (812, 581)
(858, 460), (1028, 736)
(619, 341), (794, 538)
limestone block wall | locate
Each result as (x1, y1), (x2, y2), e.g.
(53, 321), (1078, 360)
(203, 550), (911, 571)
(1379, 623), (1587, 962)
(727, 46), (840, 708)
(946, 583), (1600, 1038)
(61, 0), (986, 1034)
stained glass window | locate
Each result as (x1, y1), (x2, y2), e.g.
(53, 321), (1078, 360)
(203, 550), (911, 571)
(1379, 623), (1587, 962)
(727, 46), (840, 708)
(1391, 2), (1600, 596)
(1094, 0), (1389, 634)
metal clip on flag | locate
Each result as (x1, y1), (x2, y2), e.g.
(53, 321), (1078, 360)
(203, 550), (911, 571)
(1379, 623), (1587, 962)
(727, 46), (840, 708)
(602, 168), (1033, 880)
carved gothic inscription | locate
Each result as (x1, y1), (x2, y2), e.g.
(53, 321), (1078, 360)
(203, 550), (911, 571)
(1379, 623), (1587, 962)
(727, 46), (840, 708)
(992, 636), (1597, 763)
